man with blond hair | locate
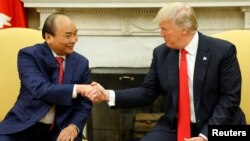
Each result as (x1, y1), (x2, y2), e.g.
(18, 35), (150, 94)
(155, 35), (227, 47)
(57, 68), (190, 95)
(85, 2), (246, 141)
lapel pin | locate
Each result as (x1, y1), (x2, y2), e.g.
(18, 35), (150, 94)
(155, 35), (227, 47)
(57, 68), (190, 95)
(203, 56), (207, 61)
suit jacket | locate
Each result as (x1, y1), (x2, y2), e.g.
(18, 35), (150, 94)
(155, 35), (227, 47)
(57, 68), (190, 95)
(114, 32), (246, 137)
(0, 42), (92, 139)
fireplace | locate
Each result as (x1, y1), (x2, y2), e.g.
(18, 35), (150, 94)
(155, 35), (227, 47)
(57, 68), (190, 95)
(87, 67), (164, 141)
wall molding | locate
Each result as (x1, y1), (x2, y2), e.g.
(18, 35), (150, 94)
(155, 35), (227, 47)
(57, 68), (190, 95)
(23, 0), (250, 8)
(35, 7), (248, 36)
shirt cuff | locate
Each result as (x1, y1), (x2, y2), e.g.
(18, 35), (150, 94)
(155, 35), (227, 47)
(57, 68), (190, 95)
(72, 84), (77, 98)
(199, 133), (208, 141)
(69, 124), (80, 134)
(107, 90), (115, 106)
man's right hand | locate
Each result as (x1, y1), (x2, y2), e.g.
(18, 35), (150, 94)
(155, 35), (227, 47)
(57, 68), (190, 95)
(77, 82), (110, 103)
(88, 82), (110, 103)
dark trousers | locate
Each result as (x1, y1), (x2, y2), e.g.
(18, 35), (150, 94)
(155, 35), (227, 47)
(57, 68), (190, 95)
(0, 122), (51, 141)
(0, 122), (82, 141)
(140, 123), (199, 141)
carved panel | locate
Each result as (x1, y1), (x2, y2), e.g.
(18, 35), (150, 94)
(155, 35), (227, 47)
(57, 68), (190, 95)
(36, 7), (248, 36)
(195, 7), (244, 34)
(241, 7), (250, 29)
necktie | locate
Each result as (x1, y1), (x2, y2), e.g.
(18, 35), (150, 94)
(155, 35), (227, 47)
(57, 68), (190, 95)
(50, 57), (64, 132)
(55, 57), (64, 84)
(177, 49), (191, 141)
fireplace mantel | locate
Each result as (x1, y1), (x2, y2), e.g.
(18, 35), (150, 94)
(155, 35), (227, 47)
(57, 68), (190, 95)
(23, 0), (250, 8)
(22, 0), (250, 68)
(22, 0), (250, 36)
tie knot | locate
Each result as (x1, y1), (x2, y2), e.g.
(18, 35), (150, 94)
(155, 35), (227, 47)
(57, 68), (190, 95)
(55, 57), (64, 65)
(181, 49), (187, 56)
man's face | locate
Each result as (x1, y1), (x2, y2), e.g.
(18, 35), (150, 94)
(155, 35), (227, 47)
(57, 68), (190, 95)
(159, 20), (186, 49)
(46, 16), (78, 56)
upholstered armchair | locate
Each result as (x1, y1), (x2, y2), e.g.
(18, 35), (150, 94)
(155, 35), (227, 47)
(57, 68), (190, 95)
(211, 30), (250, 124)
(0, 28), (44, 120)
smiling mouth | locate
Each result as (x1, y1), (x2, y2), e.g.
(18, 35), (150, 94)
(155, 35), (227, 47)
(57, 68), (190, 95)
(67, 46), (74, 49)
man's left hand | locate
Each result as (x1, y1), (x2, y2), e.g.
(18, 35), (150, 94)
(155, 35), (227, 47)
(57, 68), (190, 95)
(184, 136), (206, 141)
(56, 125), (78, 141)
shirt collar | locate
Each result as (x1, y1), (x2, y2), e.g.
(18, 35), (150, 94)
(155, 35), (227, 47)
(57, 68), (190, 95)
(183, 31), (199, 56)
(51, 50), (66, 60)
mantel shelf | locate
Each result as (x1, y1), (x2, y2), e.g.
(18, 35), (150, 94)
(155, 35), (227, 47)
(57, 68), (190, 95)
(22, 0), (250, 8)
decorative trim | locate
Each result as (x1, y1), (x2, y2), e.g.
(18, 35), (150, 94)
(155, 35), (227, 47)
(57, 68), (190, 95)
(36, 8), (62, 13)
(35, 5), (249, 35)
(242, 7), (250, 12)
(195, 7), (244, 33)
(37, 8), (160, 35)
(22, 0), (250, 8)
(62, 8), (158, 15)
(241, 7), (250, 29)
(195, 7), (241, 13)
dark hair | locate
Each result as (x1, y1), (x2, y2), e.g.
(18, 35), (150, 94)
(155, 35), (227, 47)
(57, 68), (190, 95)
(41, 13), (67, 39)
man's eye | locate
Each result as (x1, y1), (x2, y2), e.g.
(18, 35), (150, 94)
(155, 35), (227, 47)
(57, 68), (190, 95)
(65, 35), (71, 38)
(162, 28), (168, 31)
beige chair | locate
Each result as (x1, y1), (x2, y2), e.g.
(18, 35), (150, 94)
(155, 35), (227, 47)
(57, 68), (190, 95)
(211, 30), (250, 124)
(0, 27), (44, 120)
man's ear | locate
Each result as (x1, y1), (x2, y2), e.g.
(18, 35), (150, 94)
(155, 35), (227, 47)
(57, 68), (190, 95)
(181, 27), (189, 35)
(45, 33), (52, 44)
(44, 33), (51, 39)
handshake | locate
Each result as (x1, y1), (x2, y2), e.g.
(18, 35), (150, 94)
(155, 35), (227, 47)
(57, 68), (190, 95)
(76, 82), (110, 103)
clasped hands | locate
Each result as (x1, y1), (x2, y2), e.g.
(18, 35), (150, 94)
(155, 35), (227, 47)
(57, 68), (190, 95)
(76, 82), (109, 103)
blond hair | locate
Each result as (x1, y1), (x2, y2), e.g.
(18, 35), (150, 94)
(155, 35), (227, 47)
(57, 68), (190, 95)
(153, 2), (198, 33)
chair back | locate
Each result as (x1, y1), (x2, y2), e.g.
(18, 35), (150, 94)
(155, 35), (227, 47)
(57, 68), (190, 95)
(211, 30), (250, 123)
(0, 28), (44, 120)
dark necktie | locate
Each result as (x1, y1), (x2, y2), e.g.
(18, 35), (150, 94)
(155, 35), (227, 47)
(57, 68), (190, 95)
(55, 57), (64, 84)
(177, 49), (191, 141)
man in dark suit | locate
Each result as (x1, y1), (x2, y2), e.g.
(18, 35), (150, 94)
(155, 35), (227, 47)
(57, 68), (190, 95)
(85, 2), (246, 141)
(0, 13), (93, 141)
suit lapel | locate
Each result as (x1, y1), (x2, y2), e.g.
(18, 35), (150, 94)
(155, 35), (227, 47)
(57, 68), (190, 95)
(167, 49), (179, 111)
(193, 33), (211, 112)
(41, 43), (77, 84)
(41, 43), (58, 83)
